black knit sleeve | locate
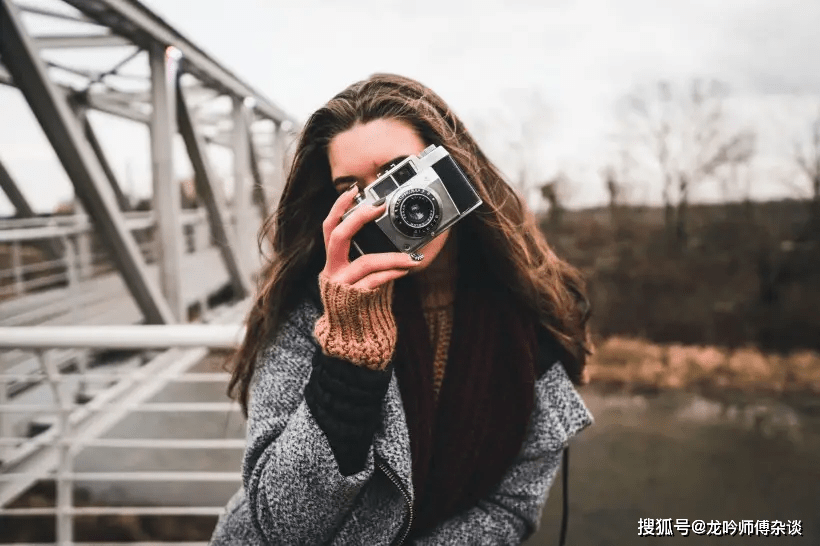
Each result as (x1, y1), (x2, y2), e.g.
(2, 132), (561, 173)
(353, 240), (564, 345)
(303, 350), (393, 477)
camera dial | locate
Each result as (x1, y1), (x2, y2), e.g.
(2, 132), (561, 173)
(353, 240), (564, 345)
(392, 188), (441, 238)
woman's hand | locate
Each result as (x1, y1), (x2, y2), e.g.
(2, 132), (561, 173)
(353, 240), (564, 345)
(321, 186), (422, 290)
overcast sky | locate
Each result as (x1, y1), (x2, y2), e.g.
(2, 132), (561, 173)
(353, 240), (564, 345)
(1, 0), (819, 214)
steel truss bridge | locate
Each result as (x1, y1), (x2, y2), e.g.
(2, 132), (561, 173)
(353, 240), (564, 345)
(0, 0), (296, 543)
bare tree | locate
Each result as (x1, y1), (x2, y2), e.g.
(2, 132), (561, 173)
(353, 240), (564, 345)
(469, 88), (553, 206)
(619, 79), (756, 245)
(539, 171), (572, 231)
(602, 166), (623, 229)
(601, 142), (643, 228)
(793, 105), (820, 227)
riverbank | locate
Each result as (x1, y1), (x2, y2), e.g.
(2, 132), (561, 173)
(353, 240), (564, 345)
(586, 337), (820, 411)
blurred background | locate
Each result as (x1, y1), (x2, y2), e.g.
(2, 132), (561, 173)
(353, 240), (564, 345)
(0, 0), (818, 544)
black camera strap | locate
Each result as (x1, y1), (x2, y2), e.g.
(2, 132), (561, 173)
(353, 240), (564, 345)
(559, 445), (569, 546)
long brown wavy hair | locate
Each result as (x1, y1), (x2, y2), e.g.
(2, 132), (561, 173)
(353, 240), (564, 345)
(227, 73), (592, 417)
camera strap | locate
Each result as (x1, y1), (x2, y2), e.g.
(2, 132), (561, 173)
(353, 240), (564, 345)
(559, 445), (569, 546)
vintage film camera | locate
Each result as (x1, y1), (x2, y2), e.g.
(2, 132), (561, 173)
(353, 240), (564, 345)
(342, 145), (483, 261)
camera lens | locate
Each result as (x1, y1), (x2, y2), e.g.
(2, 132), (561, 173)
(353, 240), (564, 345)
(392, 189), (441, 238)
(403, 195), (433, 226)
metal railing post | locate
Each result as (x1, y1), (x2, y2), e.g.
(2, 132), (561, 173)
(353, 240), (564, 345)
(11, 239), (23, 295)
(37, 349), (74, 545)
(0, 317), (249, 534)
(63, 233), (92, 396)
(0, 379), (8, 464)
(63, 235), (83, 330)
(63, 235), (78, 290)
(76, 227), (92, 281)
(196, 209), (210, 251)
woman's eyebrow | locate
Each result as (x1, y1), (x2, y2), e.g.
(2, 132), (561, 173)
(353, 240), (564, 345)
(331, 155), (409, 187)
(378, 155), (409, 173)
(332, 175), (357, 187)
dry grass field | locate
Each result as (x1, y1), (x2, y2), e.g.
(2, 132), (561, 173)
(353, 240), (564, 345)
(587, 336), (820, 395)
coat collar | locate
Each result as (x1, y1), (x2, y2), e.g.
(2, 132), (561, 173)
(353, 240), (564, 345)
(373, 372), (414, 498)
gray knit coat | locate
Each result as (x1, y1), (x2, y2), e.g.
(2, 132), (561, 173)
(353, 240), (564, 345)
(209, 299), (594, 545)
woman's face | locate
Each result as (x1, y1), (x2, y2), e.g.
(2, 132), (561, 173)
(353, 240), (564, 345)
(327, 117), (451, 271)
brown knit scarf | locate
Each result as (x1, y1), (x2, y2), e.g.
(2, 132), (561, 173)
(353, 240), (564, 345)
(392, 248), (538, 539)
(415, 239), (457, 403)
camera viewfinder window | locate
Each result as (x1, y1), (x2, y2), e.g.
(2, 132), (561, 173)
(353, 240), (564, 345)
(392, 163), (417, 185)
(372, 177), (398, 199)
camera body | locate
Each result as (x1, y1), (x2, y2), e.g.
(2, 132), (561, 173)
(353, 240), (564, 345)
(342, 145), (482, 260)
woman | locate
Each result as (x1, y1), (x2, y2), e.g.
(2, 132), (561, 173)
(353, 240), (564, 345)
(210, 73), (594, 545)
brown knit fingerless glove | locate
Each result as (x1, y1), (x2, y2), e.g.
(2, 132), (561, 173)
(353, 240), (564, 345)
(313, 273), (398, 371)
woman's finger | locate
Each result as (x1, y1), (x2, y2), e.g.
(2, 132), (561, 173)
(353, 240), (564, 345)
(353, 268), (411, 291)
(322, 185), (359, 251)
(326, 202), (387, 272)
(335, 251), (421, 286)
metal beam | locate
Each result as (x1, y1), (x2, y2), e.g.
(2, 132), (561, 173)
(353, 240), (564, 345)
(46, 60), (103, 81)
(0, 61), (10, 84)
(0, 156), (34, 218)
(71, 99), (132, 211)
(149, 42), (184, 321)
(248, 125), (270, 220)
(232, 97), (256, 275)
(177, 82), (250, 299)
(82, 117), (132, 211)
(82, 91), (150, 123)
(204, 130), (235, 149)
(34, 33), (132, 49)
(67, 90), (242, 141)
(0, 67), (153, 125)
(94, 88), (151, 103)
(46, 60), (147, 85)
(62, 0), (296, 124)
(17, 3), (94, 24)
(0, 0), (175, 324)
(1, 67), (256, 146)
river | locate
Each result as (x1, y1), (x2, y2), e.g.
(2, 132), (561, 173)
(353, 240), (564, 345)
(527, 386), (820, 545)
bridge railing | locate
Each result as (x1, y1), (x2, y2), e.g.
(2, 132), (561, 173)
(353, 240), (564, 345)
(0, 209), (231, 302)
(0, 302), (249, 545)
